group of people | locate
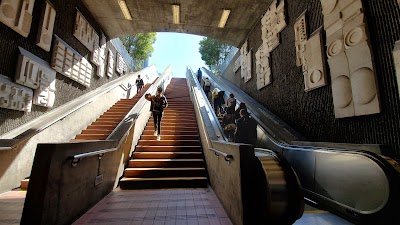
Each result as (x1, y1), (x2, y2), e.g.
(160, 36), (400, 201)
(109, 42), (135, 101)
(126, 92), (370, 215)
(220, 94), (257, 145)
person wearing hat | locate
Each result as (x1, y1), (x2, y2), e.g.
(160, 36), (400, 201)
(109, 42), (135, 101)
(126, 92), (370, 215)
(145, 86), (168, 140)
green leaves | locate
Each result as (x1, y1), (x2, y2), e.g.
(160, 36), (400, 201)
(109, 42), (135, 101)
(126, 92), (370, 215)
(199, 37), (231, 73)
(121, 33), (157, 69)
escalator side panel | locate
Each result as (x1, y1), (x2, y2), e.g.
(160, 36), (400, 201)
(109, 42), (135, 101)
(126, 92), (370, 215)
(282, 149), (316, 192)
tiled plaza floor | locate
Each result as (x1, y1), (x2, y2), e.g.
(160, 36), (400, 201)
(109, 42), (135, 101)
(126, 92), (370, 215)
(73, 187), (232, 225)
(0, 190), (25, 225)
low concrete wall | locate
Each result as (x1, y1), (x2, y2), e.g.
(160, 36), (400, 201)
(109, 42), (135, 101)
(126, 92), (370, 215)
(21, 140), (121, 225)
(0, 85), (127, 194)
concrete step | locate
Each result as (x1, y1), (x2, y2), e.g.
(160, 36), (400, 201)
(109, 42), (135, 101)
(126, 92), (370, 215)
(142, 130), (199, 136)
(140, 135), (199, 140)
(128, 159), (204, 168)
(92, 121), (119, 126)
(132, 152), (203, 159)
(21, 178), (29, 190)
(135, 145), (202, 152)
(119, 177), (207, 189)
(138, 140), (200, 146)
(81, 129), (112, 135)
(75, 134), (108, 140)
(144, 126), (197, 132)
(95, 118), (123, 123)
(86, 125), (115, 130)
(124, 168), (206, 178)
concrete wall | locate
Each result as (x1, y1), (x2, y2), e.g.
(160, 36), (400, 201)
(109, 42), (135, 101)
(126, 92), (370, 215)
(0, 83), (128, 193)
(221, 0), (400, 156)
(0, 0), (131, 135)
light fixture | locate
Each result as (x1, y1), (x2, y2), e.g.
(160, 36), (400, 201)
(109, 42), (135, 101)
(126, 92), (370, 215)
(218, 9), (231, 28)
(118, 0), (133, 20)
(172, 4), (180, 24)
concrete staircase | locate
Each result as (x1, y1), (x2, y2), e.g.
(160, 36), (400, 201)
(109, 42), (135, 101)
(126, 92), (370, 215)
(73, 84), (151, 141)
(20, 84), (151, 190)
(120, 78), (207, 189)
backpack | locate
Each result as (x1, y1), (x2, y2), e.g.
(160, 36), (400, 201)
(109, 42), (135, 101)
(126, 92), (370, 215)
(204, 79), (211, 87)
(152, 96), (167, 112)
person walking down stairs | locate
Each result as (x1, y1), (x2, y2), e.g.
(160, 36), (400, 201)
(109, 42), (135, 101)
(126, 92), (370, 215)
(145, 86), (168, 141)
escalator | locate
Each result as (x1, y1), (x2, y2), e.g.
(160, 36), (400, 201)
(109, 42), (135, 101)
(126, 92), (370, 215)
(193, 68), (400, 225)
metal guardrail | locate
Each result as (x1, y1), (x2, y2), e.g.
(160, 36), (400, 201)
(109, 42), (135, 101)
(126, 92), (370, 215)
(209, 147), (233, 163)
(70, 147), (118, 167)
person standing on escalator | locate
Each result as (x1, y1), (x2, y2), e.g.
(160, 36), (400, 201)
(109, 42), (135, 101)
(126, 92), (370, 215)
(145, 86), (168, 141)
(135, 75), (144, 95)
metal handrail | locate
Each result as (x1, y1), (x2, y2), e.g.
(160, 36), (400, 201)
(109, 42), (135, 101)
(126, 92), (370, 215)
(209, 147), (233, 163)
(187, 67), (227, 141)
(186, 67), (232, 164)
(72, 148), (117, 159)
(0, 68), (157, 150)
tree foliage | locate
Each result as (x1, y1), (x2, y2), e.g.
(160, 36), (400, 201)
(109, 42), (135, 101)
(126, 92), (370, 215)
(121, 33), (156, 69)
(199, 37), (231, 72)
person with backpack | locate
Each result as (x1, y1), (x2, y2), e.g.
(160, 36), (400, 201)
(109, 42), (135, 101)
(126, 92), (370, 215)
(234, 109), (257, 145)
(135, 75), (144, 95)
(235, 102), (247, 121)
(145, 86), (168, 141)
(203, 77), (211, 99)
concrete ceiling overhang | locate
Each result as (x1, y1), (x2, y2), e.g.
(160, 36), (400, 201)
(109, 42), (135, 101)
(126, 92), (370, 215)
(82, 0), (271, 47)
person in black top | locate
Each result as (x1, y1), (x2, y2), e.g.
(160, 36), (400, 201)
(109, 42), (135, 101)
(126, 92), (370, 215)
(135, 75), (144, 95)
(235, 102), (247, 121)
(197, 68), (202, 83)
(145, 86), (168, 140)
(234, 109), (257, 145)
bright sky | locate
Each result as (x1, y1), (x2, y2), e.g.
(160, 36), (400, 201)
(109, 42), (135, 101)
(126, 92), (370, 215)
(148, 32), (207, 78)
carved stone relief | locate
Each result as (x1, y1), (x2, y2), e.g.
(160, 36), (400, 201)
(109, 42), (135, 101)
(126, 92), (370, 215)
(97, 32), (107, 77)
(294, 11), (307, 67)
(303, 29), (327, 91)
(245, 50), (252, 83)
(255, 45), (271, 90)
(321, 0), (380, 118)
(116, 53), (125, 74)
(52, 35), (92, 87)
(73, 10), (97, 52)
(240, 41), (248, 80)
(91, 32), (100, 66)
(255, 0), (286, 90)
(0, 75), (33, 112)
(262, 0), (286, 53)
(233, 56), (241, 73)
(393, 41), (400, 100)
(16, 47), (56, 107)
(36, 1), (56, 52)
(107, 49), (114, 78)
(0, 0), (35, 37)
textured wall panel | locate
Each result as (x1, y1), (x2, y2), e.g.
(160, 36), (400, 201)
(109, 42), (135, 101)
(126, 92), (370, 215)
(0, 0), (35, 37)
(36, 1), (56, 52)
(0, 0), (123, 135)
(0, 75), (33, 112)
(223, 0), (400, 156)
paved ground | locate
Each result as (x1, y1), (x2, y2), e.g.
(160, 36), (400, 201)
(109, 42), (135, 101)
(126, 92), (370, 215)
(0, 188), (354, 225)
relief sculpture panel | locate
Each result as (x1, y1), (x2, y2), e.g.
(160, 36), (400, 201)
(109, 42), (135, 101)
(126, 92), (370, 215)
(51, 35), (92, 87)
(321, 0), (380, 118)
(73, 10), (97, 52)
(0, 75), (33, 112)
(303, 29), (327, 91)
(36, 1), (56, 52)
(16, 47), (56, 107)
(393, 41), (400, 100)
(256, 0), (286, 89)
(0, 0), (35, 37)
(107, 49), (114, 78)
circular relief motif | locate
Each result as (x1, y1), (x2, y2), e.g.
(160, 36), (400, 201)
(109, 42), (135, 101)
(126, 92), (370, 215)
(332, 75), (352, 108)
(310, 70), (322, 84)
(2, 4), (16, 19)
(351, 67), (377, 105)
(345, 27), (363, 47)
(328, 40), (343, 57)
(321, 0), (338, 14)
(42, 34), (51, 45)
